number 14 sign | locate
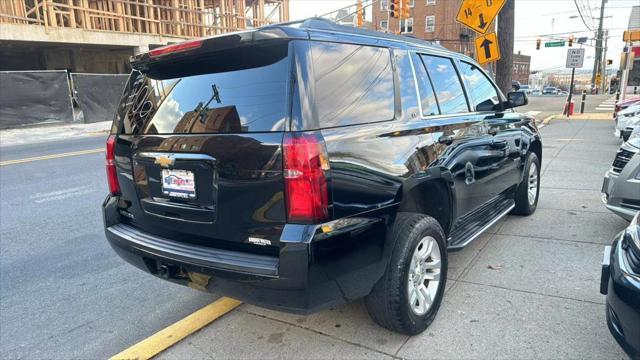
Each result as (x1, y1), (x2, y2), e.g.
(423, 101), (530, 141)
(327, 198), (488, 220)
(456, 0), (507, 34)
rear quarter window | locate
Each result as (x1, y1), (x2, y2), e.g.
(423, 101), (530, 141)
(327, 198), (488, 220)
(420, 55), (469, 114)
(310, 42), (395, 128)
(411, 52), (440, 116)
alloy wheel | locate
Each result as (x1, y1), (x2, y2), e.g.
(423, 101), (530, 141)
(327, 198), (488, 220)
(407, 236), (442, 316)
(528, 162), (539, 206)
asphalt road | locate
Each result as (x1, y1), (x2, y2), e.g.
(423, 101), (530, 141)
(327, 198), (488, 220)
(520, 94), (613, 122)
(0, 135), (216, 358)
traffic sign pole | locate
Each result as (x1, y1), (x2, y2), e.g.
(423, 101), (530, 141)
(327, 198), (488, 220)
(564, 48), (584, 117)
(565, 67), (576, 117)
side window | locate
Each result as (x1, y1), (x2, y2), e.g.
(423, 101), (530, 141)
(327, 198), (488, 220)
(410, 53), (439, 116)
(420, 55), (469, 114)
(458, 61), (501, 112)
(311, 42), (395, 128)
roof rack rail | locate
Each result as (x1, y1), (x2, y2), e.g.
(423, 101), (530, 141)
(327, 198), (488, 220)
(263, 17), (446, 50)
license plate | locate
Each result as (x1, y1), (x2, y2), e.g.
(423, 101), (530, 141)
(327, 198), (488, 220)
(161, 169), (196, 199)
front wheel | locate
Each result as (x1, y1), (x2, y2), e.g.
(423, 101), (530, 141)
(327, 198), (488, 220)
(364, 213), (447, 335)
(512, 151), (540, 216)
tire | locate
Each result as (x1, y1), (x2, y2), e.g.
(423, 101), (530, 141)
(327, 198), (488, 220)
(512, 151), (540, 216)
(364, 213), (447, 335)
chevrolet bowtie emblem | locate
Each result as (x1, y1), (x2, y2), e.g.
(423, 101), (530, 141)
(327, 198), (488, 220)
(154, 155), (175, 168)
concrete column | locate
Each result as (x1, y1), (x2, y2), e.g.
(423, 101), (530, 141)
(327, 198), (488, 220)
(134, 45), (150, 56)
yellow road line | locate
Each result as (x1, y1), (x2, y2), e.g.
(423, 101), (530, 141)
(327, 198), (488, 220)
(0, 148), (104, 166)
(110, 297), (242, 360)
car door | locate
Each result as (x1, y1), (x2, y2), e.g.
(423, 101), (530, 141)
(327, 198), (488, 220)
(411, 53), (497, 216)
(456, 60), (523, 197)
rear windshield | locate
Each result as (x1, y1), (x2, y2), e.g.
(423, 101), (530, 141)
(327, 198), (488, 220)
(116, 45), (291, 134)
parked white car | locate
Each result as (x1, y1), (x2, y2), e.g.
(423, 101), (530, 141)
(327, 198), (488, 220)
(616, 104), (640, 141)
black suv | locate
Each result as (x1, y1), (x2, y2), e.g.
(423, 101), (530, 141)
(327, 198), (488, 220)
(103, 18), (541, 335)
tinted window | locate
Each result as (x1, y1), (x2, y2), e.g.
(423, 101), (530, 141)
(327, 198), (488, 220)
(311, 42), (394, 128)
(411, 53), (439, 116)
(420, 55), (468, 114)
(458, 61), (501, 111)
(118, 51), (289, 134)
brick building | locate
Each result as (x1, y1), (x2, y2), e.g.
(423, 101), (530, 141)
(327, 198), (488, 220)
(512, 51), (531, 85)
(372, 0), (474, 55)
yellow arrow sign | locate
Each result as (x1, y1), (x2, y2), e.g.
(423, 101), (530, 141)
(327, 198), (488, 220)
(475, 32), (500, 65)
(456, 0), (506, 34)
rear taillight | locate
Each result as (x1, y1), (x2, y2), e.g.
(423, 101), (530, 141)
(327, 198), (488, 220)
(149, 39), (203, 57)
(283, 132), (330, 224)
(106, 135), (120, 195)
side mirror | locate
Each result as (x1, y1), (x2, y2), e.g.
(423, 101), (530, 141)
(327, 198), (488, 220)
(506, 91), (528, 109)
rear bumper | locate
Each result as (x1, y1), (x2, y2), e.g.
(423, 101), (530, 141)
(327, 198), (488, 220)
(601, 238), (640, 358)
(103, 195), (389, 314)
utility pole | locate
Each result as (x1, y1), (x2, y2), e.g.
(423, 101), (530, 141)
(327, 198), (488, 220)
(601, 29), (609, 92)
(591, 0), (606, 93)
(495, 0), (514, 94)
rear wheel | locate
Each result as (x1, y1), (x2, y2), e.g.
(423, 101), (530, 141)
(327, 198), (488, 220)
(364, 213), (447, 335)
(512, 151), (540, 216)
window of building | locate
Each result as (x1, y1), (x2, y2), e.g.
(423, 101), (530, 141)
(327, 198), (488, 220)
(380, 20), (388, 31)
(420, 55), (469, 114)
(408, 0), (415, 7)
(411, 53), (439, 116)
(380, 0), (388, 10)
(310, 42), (395, 128)
(458, 61), (501, 112)
(425, 15), (435, 32)
(400, 18), (413, 33)
(426, 0), (436, 5)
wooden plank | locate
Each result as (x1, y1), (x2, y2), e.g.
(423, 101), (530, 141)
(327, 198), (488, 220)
(236, 0), (244, 28)
(219, 0), (226, 32)
(68, 0), (77, 27)
(135, 0), (141, 32)
(147, 0), (156, 34)
(34, 0), (42, 24)
(115, 1), (125, 31)
(46, 1), (58, 27)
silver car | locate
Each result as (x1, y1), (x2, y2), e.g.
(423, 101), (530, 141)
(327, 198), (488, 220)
(602, 129), (640, 220)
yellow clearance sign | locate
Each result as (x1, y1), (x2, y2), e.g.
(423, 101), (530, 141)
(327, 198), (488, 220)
(475, 32), (500, 65)
(456, 0), (507, 34)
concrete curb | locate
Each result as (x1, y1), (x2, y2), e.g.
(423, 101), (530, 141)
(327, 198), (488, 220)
(0, 121), (111, 147)
(538, 113), (614, 129)
(537, 114), (559, 129)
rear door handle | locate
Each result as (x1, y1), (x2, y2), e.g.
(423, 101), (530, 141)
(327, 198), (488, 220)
(490, 139), (508, 149)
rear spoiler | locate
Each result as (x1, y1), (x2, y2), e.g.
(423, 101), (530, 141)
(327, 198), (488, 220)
(131, 27), (308, 72)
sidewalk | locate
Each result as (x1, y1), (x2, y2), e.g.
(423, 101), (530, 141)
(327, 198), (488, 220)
(545, 112), (615, 122)
(0, 121), (111, 147)
(151, 117), (628, 359)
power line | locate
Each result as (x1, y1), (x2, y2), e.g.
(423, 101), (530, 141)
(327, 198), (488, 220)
(573, 0), (594, 30)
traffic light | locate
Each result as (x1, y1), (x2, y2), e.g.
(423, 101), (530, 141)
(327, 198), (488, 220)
(536, 38), (541, 50)
(607, 59), (613, 65)
(568, 35), (574, 47)
(401, 0), (410, 20)
(389, 0), (400, 19)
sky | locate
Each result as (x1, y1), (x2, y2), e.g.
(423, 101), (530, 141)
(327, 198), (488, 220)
(288, 0), (639, 72)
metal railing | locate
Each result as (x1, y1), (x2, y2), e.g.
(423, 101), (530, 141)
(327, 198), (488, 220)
(0, 0), (289, 38)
